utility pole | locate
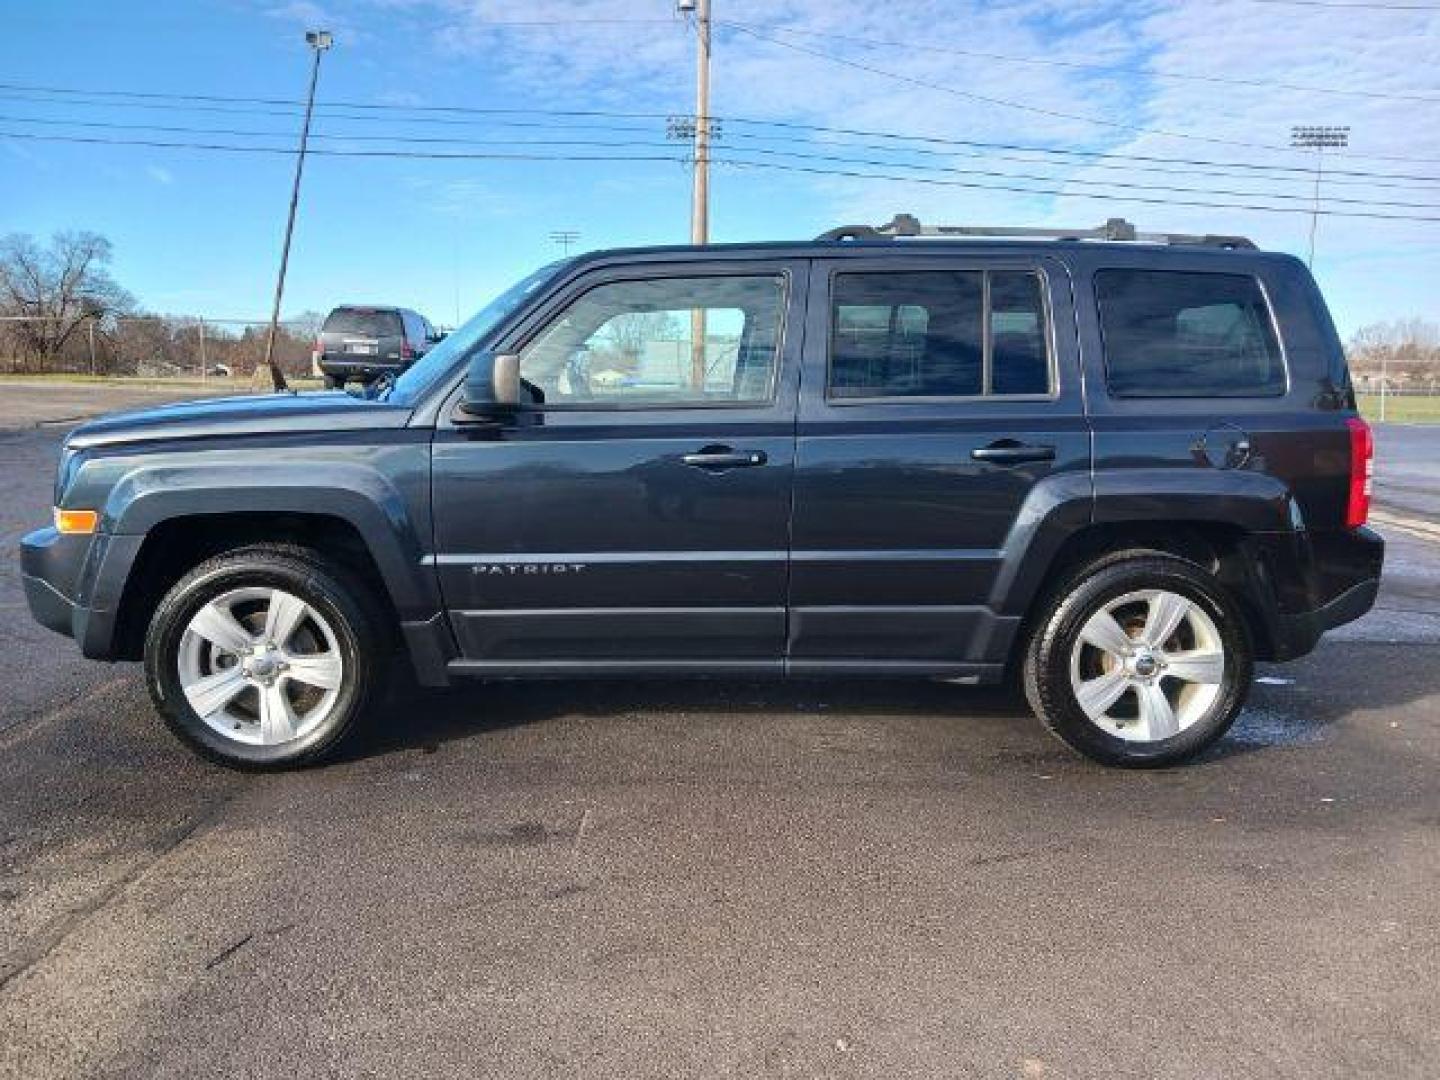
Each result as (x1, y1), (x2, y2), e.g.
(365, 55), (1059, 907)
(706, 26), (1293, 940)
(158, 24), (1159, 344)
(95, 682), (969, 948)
(1290, 125), (1349, 270)
(680, 0), (712, 389)
(549, 230), (581, 256)
(260, 29), (333, 392)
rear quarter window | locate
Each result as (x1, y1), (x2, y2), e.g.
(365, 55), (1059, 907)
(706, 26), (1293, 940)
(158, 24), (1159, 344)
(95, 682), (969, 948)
(323, 308), (403, 337)
(1095, 269), (1285, 398)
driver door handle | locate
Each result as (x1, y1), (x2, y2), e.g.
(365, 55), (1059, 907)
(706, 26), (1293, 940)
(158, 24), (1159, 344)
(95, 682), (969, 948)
(682, 448), (768, 469)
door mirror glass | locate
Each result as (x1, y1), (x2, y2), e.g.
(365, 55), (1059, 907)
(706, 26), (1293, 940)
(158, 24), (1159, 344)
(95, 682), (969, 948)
(460, 350), (521, 416)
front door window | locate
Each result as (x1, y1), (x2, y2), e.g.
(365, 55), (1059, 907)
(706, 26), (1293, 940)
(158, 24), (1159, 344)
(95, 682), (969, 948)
(518, 275), (785, 406)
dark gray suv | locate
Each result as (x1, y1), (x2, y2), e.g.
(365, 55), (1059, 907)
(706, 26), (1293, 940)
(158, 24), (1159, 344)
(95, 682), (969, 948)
(315, 305), (438, 388)
(20, 218), (1382, 770)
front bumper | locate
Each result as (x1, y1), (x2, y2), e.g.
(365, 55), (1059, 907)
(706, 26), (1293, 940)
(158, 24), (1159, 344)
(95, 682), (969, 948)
(20, 525), (141, 659)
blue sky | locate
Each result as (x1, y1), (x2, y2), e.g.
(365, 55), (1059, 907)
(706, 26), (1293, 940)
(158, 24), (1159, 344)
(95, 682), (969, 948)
(4, 0), (1439, 336)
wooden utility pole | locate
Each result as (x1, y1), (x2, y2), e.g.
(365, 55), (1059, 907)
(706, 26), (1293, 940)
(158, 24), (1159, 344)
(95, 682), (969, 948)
(688, 0), (712, 391)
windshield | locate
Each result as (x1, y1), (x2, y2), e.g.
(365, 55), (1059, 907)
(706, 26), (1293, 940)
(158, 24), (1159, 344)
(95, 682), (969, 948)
(381, 261), (570, 405)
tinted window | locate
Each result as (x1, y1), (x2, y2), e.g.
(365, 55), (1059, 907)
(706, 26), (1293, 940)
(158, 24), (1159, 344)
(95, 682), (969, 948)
(323, 308), (403, 338)
(519, 275), (784, 407)
(990, 272), (1051, 396)
(829, 270), (1051, 399)
(1095, 270), (1284, 398)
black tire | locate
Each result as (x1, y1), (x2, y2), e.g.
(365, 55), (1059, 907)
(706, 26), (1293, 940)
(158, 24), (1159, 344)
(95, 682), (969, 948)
(1022, 551), (1252, 768)
(323, 374), (345, 390)
(144, 544), (384, 770)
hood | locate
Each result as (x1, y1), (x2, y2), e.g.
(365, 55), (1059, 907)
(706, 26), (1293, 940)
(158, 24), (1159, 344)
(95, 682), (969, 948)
(65, 390), (414, 450)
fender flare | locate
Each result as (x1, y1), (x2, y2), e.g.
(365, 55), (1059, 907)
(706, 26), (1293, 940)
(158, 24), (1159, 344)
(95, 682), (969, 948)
(103, 460), (439, 619)
(988, 467), (1298, 617)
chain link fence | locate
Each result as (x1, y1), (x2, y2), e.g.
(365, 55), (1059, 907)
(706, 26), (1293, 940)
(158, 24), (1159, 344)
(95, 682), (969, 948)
(0, 314), (322, 381)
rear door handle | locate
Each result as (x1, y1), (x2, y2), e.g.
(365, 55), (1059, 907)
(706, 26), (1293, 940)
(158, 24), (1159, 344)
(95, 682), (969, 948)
(681, 447), (768, 469)
(971, 441), (1056, 465)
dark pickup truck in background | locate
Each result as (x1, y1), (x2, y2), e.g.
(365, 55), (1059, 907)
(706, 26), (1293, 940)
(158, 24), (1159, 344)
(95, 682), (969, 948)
(21, 218), (1382, 770)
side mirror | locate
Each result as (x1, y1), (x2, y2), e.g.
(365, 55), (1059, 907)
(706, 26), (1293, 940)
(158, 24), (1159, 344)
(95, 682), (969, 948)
(459, 350), (521, 418)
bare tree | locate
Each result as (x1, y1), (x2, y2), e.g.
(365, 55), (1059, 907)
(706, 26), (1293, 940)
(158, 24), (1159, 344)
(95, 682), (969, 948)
(591, 310), (683, 376)
(0, 231), (135, 372)
(1347, 319), (1440, 390)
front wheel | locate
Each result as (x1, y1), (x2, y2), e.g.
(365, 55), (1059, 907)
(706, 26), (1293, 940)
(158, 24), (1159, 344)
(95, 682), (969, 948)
(144, 545), (383, 769)
(323, 374), (345, 390)
(1023, 553), (1253, 768)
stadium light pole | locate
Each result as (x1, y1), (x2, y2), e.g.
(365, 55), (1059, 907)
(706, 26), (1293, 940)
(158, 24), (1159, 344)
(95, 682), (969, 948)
(261, 29), (333, 392)
(1290, 124), (1349, 271)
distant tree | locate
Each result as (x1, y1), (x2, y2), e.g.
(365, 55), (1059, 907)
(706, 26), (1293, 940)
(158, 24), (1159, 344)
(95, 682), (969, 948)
(1347, 319), (1440, 390)
(0, 231), (136, 372)
(590, 310), (683, 376)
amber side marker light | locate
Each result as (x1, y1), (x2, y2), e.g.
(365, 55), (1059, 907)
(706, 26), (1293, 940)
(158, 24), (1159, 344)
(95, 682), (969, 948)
(54, 508), (99, 535)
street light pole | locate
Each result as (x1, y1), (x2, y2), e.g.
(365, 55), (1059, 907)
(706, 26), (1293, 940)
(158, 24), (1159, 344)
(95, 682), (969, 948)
(261, 29), (333, 392)
(1290, 124), (1349, 271)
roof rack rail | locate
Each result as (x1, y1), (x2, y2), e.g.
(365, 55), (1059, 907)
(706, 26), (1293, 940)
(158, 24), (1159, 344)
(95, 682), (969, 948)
(816, 214), (1256, 250)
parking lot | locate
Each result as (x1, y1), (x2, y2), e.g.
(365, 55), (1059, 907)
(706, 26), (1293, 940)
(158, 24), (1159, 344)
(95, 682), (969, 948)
(2, 383), (1437, 1078)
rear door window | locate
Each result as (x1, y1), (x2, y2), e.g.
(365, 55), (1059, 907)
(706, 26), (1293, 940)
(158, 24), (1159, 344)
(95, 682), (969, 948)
(324, 308), (403, 338)
(828, 270), (1052, 399)
(1095, 270), (1285, 398)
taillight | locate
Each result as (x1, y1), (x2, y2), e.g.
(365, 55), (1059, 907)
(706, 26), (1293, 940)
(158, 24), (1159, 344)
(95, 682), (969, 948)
(400, 341), (414, 360)
(1345, 416), (1373, 529)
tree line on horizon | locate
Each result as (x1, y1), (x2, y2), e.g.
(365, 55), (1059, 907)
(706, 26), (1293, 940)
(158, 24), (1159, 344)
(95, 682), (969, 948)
(2, 228), (1437, 388)
(0, 230), (321, 377)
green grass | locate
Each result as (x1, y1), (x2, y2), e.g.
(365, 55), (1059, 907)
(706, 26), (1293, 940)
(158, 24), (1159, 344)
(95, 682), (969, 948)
(1356, 393), (1440, 424)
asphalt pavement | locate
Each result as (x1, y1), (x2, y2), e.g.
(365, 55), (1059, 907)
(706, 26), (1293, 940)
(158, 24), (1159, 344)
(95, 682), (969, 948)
(1, 384), (1437, 1079)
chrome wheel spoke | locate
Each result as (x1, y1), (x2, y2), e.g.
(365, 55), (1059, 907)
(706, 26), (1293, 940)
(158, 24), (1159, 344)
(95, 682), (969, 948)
(1166, 649), (1224, 685)
(1142, 591), (1193, 649)
(188, 602), (253, 654)
(258, 683), (297, 744)
(183, 667), (248, 718)
(1075, 668), (1130, 719)
(284, 652), (343, 691)
(1069, 586), (1228, 745)
(1079, 611), (1133, 659)
(262, 589), (310, 649)
(178, 585), (346, 748)
(1136, 681), (1180, 740)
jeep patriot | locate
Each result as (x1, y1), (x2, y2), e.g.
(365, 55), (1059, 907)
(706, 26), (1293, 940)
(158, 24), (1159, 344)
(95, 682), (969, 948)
(20, 217), (1383, 769)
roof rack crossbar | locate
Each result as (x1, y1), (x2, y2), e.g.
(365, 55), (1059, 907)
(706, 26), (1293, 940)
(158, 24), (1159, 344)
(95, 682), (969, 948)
(816, 214), (1255, 250)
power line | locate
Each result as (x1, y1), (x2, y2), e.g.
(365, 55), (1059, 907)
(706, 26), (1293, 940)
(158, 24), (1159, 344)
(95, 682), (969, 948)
(9, 83), (1440, 186)
(10, 113), (1439, 209)
(6, 128), (1440, 223)
(719, 20), (1440, 166)
(8, 78), (1440, 173)
(718, 20), (1297, 154)
(6, 109), (1396, 194)
(1239, 0), (1440, 9)
(721, 21), (1440, 104)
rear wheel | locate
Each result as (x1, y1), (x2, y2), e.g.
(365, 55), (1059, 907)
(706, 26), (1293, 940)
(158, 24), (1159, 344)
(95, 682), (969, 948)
(1023, 553), (1252, 767)
(144, 546), (383, 769)
(323, 374), (345, 390)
